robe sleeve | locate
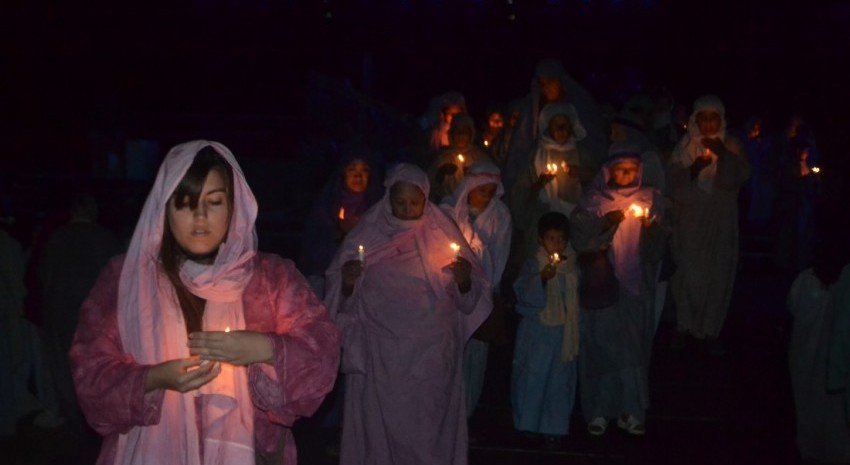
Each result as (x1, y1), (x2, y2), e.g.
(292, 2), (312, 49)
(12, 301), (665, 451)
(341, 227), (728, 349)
(247, 257), (341, 427)
(513, 258), (547, 318)
(69, 257), (166, 437)
(714, 137), (751, 191)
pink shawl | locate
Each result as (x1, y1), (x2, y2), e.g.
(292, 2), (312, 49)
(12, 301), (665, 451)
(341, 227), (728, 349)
(116, 140), (258, 465)
(325, 163), (490, 340)
(579, 146), (663, 295)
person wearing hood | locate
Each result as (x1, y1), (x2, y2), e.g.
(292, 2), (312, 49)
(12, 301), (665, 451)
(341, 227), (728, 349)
(428, 113), (492, 203)
(440, 161), (512, 419)
(570, 143), (668, 436)
(667, 95), (750, 354)
(510, 102), (594, 264)
(70, 141), (341, 465)
(324, 163), (491, 465)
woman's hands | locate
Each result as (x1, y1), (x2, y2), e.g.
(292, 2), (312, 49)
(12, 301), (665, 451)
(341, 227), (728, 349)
(144, 357), (221, 393)
(450, 256), (472, 293)
(188, 330), (274, 366)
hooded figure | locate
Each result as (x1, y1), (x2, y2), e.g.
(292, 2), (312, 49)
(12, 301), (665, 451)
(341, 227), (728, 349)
(325, 163), (491, 465)
(428, 114), (492, 203)
(70, 140), (340, 465)
(668, 95), (750, 349)
(570, 143), (668, 436)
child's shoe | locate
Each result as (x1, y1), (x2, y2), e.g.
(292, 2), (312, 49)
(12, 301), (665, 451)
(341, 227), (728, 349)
(616, 414), (645, 436)
(587, 417), (608, 436)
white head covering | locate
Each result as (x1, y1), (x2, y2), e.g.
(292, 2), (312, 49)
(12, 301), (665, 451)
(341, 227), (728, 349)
(116, 140), (257, 465)
(533, 103), (586, 215)
(670, 94), (727, 193)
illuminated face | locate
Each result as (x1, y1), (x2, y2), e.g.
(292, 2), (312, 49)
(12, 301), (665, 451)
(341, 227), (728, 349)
(695, 110), (722, 137)
(344, 159), (370, 193)
(167, 169), (231, 260)
(487, 112), (504, 130)
(390, 181), (426, 220)
(538, 76), (564, 103)
(467, 183), (498, 211)
(548, 114), (573, 144)
(608, 160), (640, 187)
(442, 104), (464, 126)
(538, 228), (567, 255)
(450, 126), (473, 149)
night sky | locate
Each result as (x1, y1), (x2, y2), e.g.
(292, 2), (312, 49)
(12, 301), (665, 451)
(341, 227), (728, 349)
(4, 0), (850, 175)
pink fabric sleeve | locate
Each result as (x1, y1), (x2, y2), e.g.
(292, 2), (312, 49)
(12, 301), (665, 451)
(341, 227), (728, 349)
(69, 257), (166, 437)
(247, 256), (341, 427)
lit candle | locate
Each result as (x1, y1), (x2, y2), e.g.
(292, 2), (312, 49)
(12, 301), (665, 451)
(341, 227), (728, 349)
(450, 242), (460, 260)
(628, 204), (646, 218)
(483, 140), (490, 147)
(456, 154), (465, 165)
(812, 166), (821, 173)
(224, 326), (231, 333)
(550, 252), (560, 265)
(357, 245), (365, 263)
(338, 207), (345, 220)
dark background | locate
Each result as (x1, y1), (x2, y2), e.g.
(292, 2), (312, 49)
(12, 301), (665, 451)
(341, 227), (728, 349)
(3, 0), (849, 247)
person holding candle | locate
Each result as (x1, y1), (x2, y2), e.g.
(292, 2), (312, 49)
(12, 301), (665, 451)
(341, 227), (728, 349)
(570, 142), (667, 436)
(774, 140), (823, 274)
(324, 163), (492, 465)
(510, 102), (595, 266)
(428, 113), (492, 203)
(510, 211), (579, 449)
(668, 95), (750, 355)
(69, 141), (341, 465)
(299, 150), (383, 297)
(440, 160), (513, 420)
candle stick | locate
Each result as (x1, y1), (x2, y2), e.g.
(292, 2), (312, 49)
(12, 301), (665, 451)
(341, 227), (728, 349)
(338, 207), (345, 220)
(357, 245), (365, 263)
(550, 252), (560, 265)
(450, 242), (460, 261)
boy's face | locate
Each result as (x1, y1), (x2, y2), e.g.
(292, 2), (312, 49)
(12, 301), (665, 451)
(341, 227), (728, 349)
(548, 114), (573, 145)
(538, 228), (567, 255)
(343, 159), (370, 193)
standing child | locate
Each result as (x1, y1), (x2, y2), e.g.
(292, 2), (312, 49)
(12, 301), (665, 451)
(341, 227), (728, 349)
(511, 211), (579, 449)
(440, 160), (512, 419)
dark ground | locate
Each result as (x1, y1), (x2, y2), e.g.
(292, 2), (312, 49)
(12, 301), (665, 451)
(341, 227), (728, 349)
(0, 236), (803, 465)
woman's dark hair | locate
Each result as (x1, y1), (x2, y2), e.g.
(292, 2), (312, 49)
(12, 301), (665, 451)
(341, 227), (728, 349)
(537, 211), (570, 239)
(159, 146), (234, 333)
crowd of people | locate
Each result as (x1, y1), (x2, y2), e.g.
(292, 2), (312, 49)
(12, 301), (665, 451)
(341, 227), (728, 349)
(1, 57), (849, 465)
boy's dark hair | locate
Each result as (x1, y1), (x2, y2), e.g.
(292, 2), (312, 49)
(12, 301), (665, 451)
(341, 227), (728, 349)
(537, 211), (570, 238)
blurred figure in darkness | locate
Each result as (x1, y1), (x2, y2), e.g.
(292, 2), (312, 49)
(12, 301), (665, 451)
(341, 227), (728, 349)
(738, 115), (779, 234)
(428, 114), (492, 203)
(774, 141), (822, 274)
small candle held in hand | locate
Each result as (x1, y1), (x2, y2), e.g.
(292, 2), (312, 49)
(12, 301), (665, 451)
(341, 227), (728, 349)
(628, 204), (646, 218)
(812, 166), (821, 173)
(357, 245), (365, 263)
(338, 207), (345, 220)
(550, 252), (560, 265)
(456, 154), (465, 165)
(450, 242), (460, 261)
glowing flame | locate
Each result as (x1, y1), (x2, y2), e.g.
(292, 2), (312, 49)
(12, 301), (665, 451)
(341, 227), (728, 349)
(546, 163), (558, 174)
(338, 207), (345, 220)
(628, 204), (647, 218)
(357, 245), (365, 262)
(812, 166), (821, 173)
(450, 242), (460, 259)
(483, 140), (490, 147)
(561, 161), (568, 172)
(224, 326), (231, 333)
(456, 154), (465, 164)
(550, 252), (560, 264)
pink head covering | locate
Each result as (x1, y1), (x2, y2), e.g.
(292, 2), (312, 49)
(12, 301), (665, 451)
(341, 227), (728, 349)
(325, 163), (490, 338)
(116, 140), (257, 465)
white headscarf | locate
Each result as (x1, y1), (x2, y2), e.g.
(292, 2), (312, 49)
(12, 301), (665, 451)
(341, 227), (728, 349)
(116, 140), (257, 465)
(533, 103), (587, 215)
(670, 95), (727, 193)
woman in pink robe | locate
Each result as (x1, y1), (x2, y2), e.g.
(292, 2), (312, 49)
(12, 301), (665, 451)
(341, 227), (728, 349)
(70, 140), (340, 465)
(325, 163), (492, 465)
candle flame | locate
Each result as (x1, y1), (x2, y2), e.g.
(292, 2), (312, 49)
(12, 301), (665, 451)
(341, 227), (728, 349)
(551, 252), (560, 264)
(812, 166), (821, 173)
(561, 161), (568, 172)
(338, 207), (345, 220)
(224, 326), (231, 333)
(456, 154), (465, 164)
(483, 140), (489, 147)
(628, 204), (645, 218)
(546, 163), (558, 174)
(450, 242), (460, 253)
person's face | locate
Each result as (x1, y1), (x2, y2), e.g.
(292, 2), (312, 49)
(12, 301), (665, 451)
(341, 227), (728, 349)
(487, 113), (504, 131)
(442, 104), (464, 126)
(548, 114), (573, 144)
(538, 76), (564, 103)
(450, 126), (473, 149)
(167, 169), (231, 260)
(344, 159), (370, 193)
(608, 160), (640, 187)
(390, 182), (426, 220)
(695, 110), (722, 137)
(467, 183), (498, 211)
(538, 228), (567, 255)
